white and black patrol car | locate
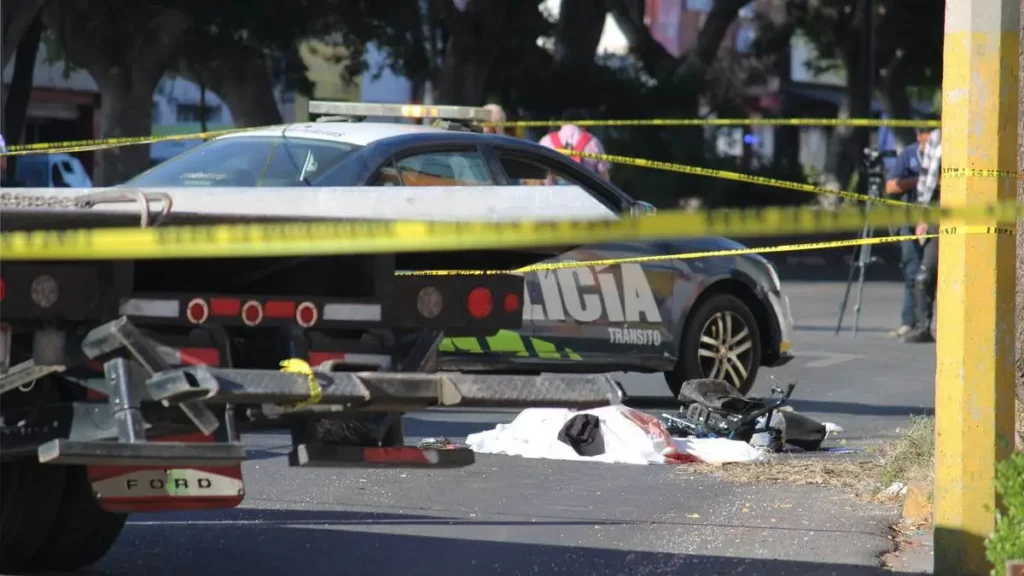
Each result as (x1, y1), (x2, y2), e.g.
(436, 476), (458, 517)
(122, 101), (795, 395)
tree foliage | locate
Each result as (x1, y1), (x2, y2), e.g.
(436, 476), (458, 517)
(774, 0), (944, 151)
(1, 0), (49, 70)
(41, 0), (191, 184)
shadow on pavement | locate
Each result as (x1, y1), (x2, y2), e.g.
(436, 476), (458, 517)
(83, 508), (927, 576)
(403, 417), (502, 439)
(795, 324), (893, 334)
(790, 400), (934, 417)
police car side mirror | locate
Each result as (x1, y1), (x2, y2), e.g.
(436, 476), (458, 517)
(630, 201), (657, 218)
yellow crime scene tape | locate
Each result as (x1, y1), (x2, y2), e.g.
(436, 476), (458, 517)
(485, 118), (942, 129)
(0, 126), (267, 157)
(0, 116), (940, 157)
(1, 202), (1019, 262)
(557, 149), (917, 208)
(559, 150), (1022, 206)
(395, 226), (1014, 276)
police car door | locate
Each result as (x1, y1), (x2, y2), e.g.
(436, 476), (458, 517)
(490, 149), (671, 363)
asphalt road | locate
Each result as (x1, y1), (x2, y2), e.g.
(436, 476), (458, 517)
(80, 280), (934, 576)
(618, 280), (936, 444)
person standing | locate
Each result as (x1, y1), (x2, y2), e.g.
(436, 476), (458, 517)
(482, 103), (507, 135)
(903, 128), (942, 344)
(884, 126), (935, 338)
(538, 108), (610, 180)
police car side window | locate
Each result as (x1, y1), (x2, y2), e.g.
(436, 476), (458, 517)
(393, 150), (492, 186)
(369, 158), (402, 186)
(498, 155), (575, 186)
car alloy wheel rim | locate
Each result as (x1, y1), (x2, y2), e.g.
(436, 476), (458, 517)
(697, 311), (754, 389)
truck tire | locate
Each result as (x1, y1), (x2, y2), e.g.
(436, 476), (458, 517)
(667, 293), (762, 398)
(0, 384), (67, 573)
(0, 459), (67, 573)
(25, 465), (128, 572)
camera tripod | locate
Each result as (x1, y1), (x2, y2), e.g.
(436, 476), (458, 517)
(834, 149), (893, 336)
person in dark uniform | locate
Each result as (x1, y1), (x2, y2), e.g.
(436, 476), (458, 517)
(884, 126), (934, 338)
(903, 128), (942, 344)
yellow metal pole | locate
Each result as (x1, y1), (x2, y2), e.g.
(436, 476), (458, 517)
(934, 0), (1020, 574)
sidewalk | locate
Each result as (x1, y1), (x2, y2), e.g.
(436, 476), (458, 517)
(885, 527), (935, 574)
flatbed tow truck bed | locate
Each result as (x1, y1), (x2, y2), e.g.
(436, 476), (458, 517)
(0, 189), (623, 573)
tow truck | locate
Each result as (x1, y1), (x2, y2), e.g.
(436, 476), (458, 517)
(0, 103), (624, 573)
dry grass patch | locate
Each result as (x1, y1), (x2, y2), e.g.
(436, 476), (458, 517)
(876, 415), (935, 496)
(678, 415), (936, 500)
(681, 457), (884, 492)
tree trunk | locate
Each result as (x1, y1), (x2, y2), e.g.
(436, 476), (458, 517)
(41, 0), (189, 186)
(91, 72), (158, 185)
(554, 0), (608, 69)
(1, 0), (48, 69)
(186, 56), (283, 128)
(878, 51), (916, 149)
(3, 12), (42, 180)
(610, 0), (749, 94)
(436, 0), (509, 105)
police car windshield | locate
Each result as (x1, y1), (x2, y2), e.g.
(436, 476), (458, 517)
(124, 136), (362, 187)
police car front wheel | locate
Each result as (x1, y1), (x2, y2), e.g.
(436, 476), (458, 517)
(668, 293), (761, 398)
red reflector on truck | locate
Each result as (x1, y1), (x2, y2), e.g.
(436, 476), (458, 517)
(264, 300), (296, 319)
(309, 351), (345, 366)
(186, 298), (209, 324)
(210, 298), (241, 317)
(178, 347), (221, 366)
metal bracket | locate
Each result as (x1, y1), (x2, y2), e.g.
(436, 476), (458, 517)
(0, 360), (66, 395)
(82, 317), (220, 435)
(38, 438), (246, 467)
(0, 401), (125, 460)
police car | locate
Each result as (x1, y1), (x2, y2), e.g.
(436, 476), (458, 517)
(123, 101), (795, 396)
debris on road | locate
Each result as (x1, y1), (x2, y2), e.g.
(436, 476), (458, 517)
(660, 379), (842, 454)
(417, 437), (465, 450)
(465, 378), (854, 466)
(465, 404), (765, 465)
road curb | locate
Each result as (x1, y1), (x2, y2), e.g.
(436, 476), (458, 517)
(901, 482), (932, 524)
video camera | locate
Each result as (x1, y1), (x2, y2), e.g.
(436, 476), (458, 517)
(861, 147), (897, 171)
(860, 147), (898, 200)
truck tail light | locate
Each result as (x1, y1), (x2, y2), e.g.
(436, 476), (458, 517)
(30, 274), (59, 308)
(186, 298), (210, 324)
(503, 293), (520, 313)
(241, 300), (264, 326)
(0, 276), (5, 301)
(295, 302), (319, 327)
(416, 286), (443, 319)
(467, 286), (493, 319)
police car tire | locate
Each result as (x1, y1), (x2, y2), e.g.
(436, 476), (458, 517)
(0, 385), (68, 573)
(669, 293), (761, 398)
(26, 465), (128, 572)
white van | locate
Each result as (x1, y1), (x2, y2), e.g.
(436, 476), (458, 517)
(12, 153), (93, 187)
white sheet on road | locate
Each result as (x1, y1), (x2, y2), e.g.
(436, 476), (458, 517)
(465, 406), (767, 465)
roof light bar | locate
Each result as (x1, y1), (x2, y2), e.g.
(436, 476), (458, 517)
(307, 101), (499, 123)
